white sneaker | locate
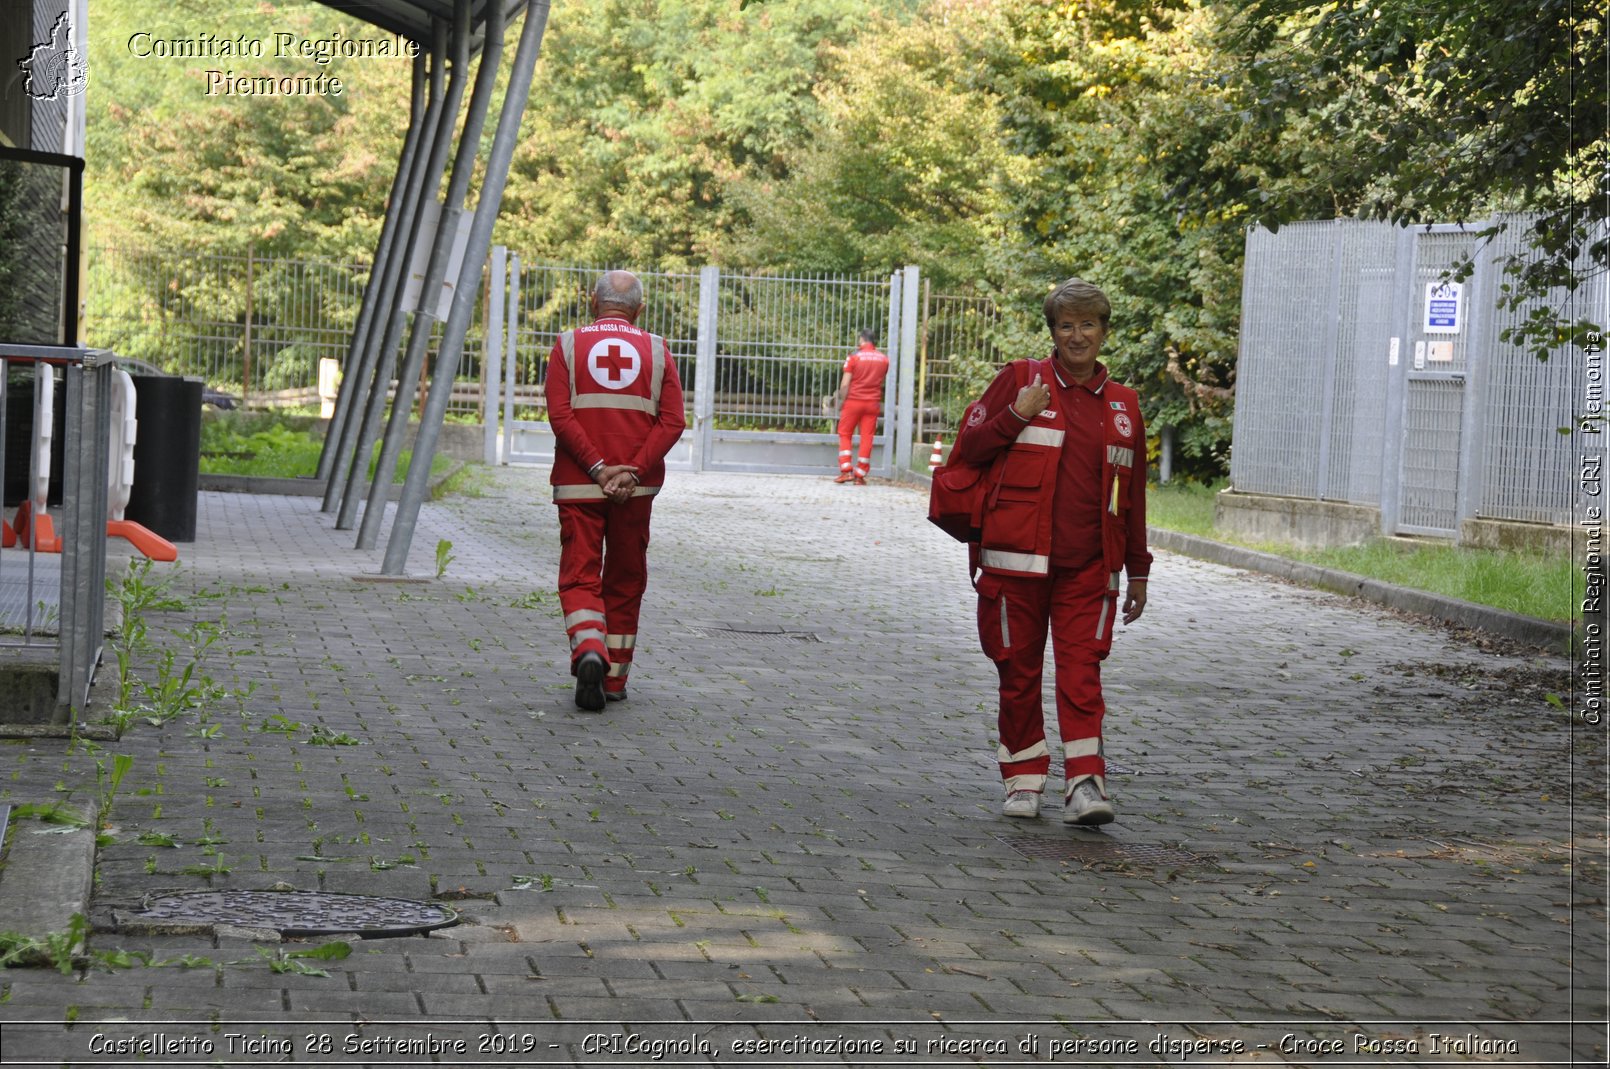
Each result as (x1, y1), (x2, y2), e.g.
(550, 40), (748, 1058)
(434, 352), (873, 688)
(1002, 790), (1041, 818)
(1063, 780), (1115, 826)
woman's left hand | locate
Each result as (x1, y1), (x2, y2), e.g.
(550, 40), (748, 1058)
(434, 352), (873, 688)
(1122, 584), (1147, 624)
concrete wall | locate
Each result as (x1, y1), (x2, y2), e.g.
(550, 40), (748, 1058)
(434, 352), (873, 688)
(1460, 517), (1576, 557)
(1217, 489), (1576, 557)
(1214, 490), (1379, 549)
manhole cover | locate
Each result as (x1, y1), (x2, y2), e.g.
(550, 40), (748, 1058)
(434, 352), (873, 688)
(996, 834), (1203, 867)
(133, 890), (459, 937)
(685, 625), (820, 642)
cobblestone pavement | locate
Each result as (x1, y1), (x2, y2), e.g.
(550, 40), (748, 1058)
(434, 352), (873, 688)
(0, 467), (1600, 1067)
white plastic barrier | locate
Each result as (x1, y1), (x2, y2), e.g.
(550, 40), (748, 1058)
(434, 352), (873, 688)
(107, 369), (137, 521)
(32, 362), (53, 521)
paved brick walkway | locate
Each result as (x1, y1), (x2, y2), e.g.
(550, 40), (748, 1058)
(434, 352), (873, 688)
(0, 467), (1599, 1066)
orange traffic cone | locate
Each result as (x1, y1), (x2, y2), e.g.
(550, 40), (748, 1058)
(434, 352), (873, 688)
(928, 437), (944, 474)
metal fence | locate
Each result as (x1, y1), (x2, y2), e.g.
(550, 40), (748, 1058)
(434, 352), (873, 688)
(85, 245), (1007, 473)
(86, 246), (370, 407)
(916, 285), (1002, 448)
(1232, 217), (1599, 537)
(0, 346), (111, 718)
(502, 260), (702, 421)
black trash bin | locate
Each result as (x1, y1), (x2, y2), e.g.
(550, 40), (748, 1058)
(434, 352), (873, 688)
(125, 375), (202, 543)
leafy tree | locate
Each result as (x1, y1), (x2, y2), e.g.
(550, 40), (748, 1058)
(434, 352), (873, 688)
(721, 0), (1014, 287)
(967, 0), (1243, 477)
(1219, 0), (1608, 354)
(498, 0), (897, 267)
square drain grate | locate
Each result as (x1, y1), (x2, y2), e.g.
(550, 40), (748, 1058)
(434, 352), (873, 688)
(996, 834), (1203, 867)
(686, 625), (820, 643)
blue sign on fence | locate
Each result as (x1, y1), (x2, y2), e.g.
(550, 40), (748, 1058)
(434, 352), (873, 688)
(1424, 282), (1463, 334)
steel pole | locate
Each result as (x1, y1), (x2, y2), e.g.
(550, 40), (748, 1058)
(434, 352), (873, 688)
(324, 26), (448, 513)
(335, 7), (471, 528)
(359, 0), (504, 550)
(317, 50), (428, 485)
(383, 0), (552, 574)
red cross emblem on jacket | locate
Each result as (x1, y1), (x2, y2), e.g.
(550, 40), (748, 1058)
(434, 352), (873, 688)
(588, 339), (640, 389)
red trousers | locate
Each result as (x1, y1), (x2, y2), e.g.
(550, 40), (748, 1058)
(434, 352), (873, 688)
(557, 497), (653, 694)
(976, 558), (1119, 800)
(837, 401), (880, 476)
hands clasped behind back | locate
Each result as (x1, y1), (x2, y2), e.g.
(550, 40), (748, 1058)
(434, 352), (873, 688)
(596, 464), (639, 505)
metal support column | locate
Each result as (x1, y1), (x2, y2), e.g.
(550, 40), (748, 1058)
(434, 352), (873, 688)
(1379, 226), (1417, 535)
(501, 251), (521, 464)
(383, 0), (553, 574)
(482, 245), (506, 464)
(691, 265), (719, 470)
(1314, 226), (1344, 500)
(58, 354), (110, 713)
(879, 270), (901, 475)
(894, 264), (921, 474)
(1455, 230), (1497, 537)
(317, 50), (428, 485)
(324, 25), (449, 513)
(335, 8), (470, 529)
(359, 0), (502, 550)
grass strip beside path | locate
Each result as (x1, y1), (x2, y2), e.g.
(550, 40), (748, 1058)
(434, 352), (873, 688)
(1147, 482), (1577, 625)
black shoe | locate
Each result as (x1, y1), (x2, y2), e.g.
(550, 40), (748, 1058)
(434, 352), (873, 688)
(605, 690), (628, 703)
(574, 652), (606, 712)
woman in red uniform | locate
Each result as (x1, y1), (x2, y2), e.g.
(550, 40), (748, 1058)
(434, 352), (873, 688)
(951, 278), (1151, 825)
(833, 329), (890, 484)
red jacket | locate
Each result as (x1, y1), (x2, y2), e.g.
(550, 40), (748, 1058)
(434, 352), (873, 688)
(954, 357), (1150, 581)
(546, 317), (686, 502)
(842, 344), (890, 404)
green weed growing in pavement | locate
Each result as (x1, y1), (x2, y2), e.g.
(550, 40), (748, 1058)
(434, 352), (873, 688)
(7, 801), (90, 828)
(307, 725), (360, 746)
(178, 854), (231, 879)
(251, 941), (352, 977)
(0, 914), (90, 974)
(435, 539), (456, 579)
(92, 754), (135, 843)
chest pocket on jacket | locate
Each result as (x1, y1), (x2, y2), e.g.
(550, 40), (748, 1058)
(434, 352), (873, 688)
(983, 447), (1048, 547)
(998, 448), (1049, 493)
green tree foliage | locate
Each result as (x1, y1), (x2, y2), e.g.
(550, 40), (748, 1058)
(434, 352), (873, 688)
(499, 0), (895, 267)
(721, 1), (1014, 287)
(1219, 0), (1608, 354)
(84, 2), (416, 388)
(86, 1), (411, 262)
(83, 0), (1597, 475)
(963, 0), (1242, 477)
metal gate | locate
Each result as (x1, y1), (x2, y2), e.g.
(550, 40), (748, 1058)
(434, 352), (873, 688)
(1389, 225), (1486, 537)
(483, 256), (916, 477)
(1233, 217), (1595, 540)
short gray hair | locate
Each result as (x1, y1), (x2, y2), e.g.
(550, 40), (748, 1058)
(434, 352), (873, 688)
(1043, 277), (1111, 330)
(593, 270), (643, 311)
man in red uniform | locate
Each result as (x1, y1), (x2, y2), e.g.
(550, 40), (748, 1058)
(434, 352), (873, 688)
(833, 329), (890, 484)
(546, 271), (686, 711)
(952, 278), (1151, 825)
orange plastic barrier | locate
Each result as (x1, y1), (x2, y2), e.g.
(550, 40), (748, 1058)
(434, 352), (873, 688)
(106, 519), (177, 562)
(10, 500), (60, 553)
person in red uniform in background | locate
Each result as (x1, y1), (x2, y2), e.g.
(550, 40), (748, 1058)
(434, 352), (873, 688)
(545, 271), (686, 711)
(952, 278), (1151, 825)
(833, 329), (890, 484)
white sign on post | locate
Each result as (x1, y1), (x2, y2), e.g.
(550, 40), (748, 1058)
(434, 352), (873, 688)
(402, 200), (473, 319)
(1424, 281), (1463, 334)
